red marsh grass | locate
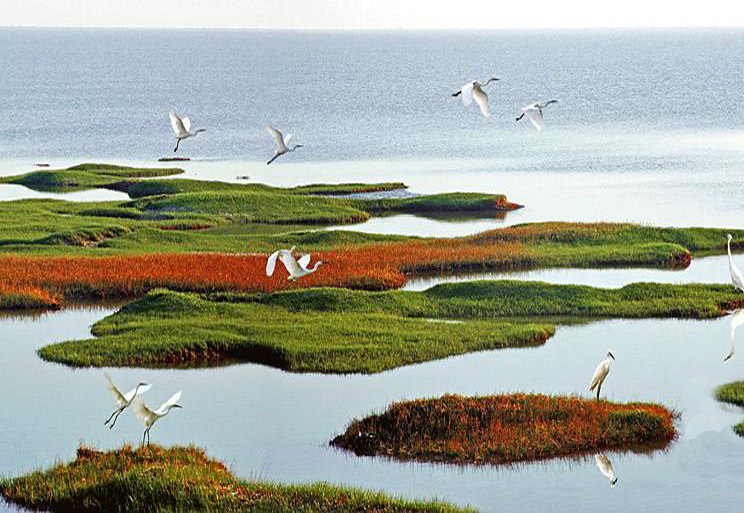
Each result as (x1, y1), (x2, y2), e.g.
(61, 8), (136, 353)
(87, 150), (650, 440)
(331, 394), (677, 466)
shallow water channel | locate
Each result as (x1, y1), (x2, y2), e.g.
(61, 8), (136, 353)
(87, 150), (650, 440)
(2, 262), (744, 512)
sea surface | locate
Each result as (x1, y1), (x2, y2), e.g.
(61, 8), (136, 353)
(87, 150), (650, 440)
(2, 28), (744, 512)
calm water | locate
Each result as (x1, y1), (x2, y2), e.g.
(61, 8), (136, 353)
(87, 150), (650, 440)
(3, 28), (744, 512)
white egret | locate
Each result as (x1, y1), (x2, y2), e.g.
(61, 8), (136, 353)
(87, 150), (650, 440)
(451, 78), (500, 118)
(266, 246), (323, 281)
(589, 350), (615, 400)
(169, 111), (206, 152)
(595, 453), (619, 488)
(266, 126), (303, 165)
(516, 100), (559, 131)
(727, 234), (744, 293)
(132, 390), (183, 446)
(725, 308), (744, 362)
(103, 373), (151, 429)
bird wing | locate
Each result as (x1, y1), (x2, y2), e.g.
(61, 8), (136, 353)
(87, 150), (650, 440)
(181, 116), (192, 133)
(297, 253), (311, 270)
(460, 82), (474, 107)
(279, 251), (305, 278)
(169, 111), (188, 137)
(731, 258), (744, 291)
(131, 396), (154, 426)
(123, 383), (152, 403)
(472, 87), (490, 118)
(589, 361), (609, 391)
(105, 372), (127, 408)
(266, 250), (281, 276)
(284, 133), (293, 148)
(155, 390), (182, 415)
(731, 309), (744, 339)
(523, 106), (545, 131)
(267, 126), (288, 153)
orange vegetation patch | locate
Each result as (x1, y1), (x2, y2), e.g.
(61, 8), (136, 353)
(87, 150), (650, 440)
(0, 282), (60, 309)
(331, 393), (677, 465)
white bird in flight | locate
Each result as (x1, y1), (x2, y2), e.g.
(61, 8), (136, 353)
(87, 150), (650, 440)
(266, 126), (303, 165)
(103, 372), (151, 429)
(132, 390), (183, 446)
(169, 111), (206, 152)
(725, 308), (744, 362)
(727, 234), (744, 293)
(516, 100), (559, 131)
(589, 350), (615, 400)
(451, 77), (500, 118)
(595, 453), (619, 488)
(266, 246), (323, 281)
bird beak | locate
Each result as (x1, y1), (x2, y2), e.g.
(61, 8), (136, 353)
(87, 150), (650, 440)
(609, 352), (615, 360)
(173, 404), (183, 409)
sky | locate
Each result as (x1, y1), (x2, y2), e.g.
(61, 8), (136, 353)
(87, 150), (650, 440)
(1, 0), (744, 30)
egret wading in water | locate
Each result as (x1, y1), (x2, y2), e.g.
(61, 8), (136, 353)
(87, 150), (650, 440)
(132, 391), (182, 446)
(103, 373), (151, 429)
(266, 246), (323, 281)
(451, 78), (499, 118)
(725, 308), (744, 362)
(169, 111), (206, 152)
(516, 100), (559, 131)
(266, 126), (303, 165)
(727, 234), (744, 293)
(589, 350), (615, 400)
(595, 453), (619, 488)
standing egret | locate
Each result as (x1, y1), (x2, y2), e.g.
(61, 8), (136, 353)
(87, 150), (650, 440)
(266, 126), (303, 165)
(516, 100), (559, 131)
(589, 350), (615, 400)
(451, 78), (500, 118)
(132, 391), (182, 446)
(595, 453), (619, 487)
(266, 246), (323, 281)
(727, 234), (744, 293)
(725, 308), (744, 362)
(169, 111), (206, 152)
(103, 373), (151, 429)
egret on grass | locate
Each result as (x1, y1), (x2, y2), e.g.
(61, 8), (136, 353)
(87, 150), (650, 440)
(266, 126), (303, 165)
(103, 372), (151, 429)
(451, 78), (499, 118)
(516, 100), (559, 131)
(727, 234), (744, 293)
(266, 246), (323, 281)
(595, 453), (619, 487)
(169, 111), (206, 152)
(725, 308), (744, 362)
(589, 350), (615, 400)
(132, 390), (182, 446)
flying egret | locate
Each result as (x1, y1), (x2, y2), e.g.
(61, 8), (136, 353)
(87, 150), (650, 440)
(516, 100), (559, 131)
(595, 453), (619, 488)
(132, 391), (182, 446)
(589, 350), (615, 400)
(451, 78), (499, 118)
(169, 111), (206, 152)
(266, 246), (323, 281)
(725, 308), (744, 362)
(103, 372), (151, 429)
(266, 126), (303, 165)
(727, 234), (744, 293)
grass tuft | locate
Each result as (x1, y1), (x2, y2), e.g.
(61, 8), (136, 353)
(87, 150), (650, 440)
(715, 381), (744, 436)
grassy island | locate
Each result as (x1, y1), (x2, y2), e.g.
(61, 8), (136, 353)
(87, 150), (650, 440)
(331, 394), (677, 465)
(715, 381), (744, 436)
(37, 281), (743, 371)
(0, 445), (470, 512)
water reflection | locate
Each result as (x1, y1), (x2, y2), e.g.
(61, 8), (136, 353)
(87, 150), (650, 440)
(595, 454), (619, 488)
(724, 309), (744, 362)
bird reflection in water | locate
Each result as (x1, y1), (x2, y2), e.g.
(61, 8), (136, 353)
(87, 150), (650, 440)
(595, 453), (619, 488)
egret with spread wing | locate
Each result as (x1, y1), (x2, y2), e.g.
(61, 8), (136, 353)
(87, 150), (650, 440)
(266, 126), (303, 165)
(132, 390), (182, 446)
(103, 372), (151, 429)
(169, 111), (206, 152)
(589, 350), (615, 400)
(516, 100), (559, 131)
(451, 78), (499, 118)
(266, 246), (323, 281)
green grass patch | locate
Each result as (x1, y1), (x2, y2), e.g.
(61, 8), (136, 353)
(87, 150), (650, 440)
(38, 280), (743, 371)
(715, 381), (744, 436)
(0, 445), (470, 512)
(331, 394), (677, 465)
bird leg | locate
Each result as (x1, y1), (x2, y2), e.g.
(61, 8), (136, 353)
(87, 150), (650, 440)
(104, 407), (123, 426)
(174, 139), (180, 153)
(142, 428), (147, 446)
(596, 383), (602, 400)
(266, 153), (280, 165)
(451, 90), (462, 97)
(516, 113), (525, 122)
(108, 409), (124, 429)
